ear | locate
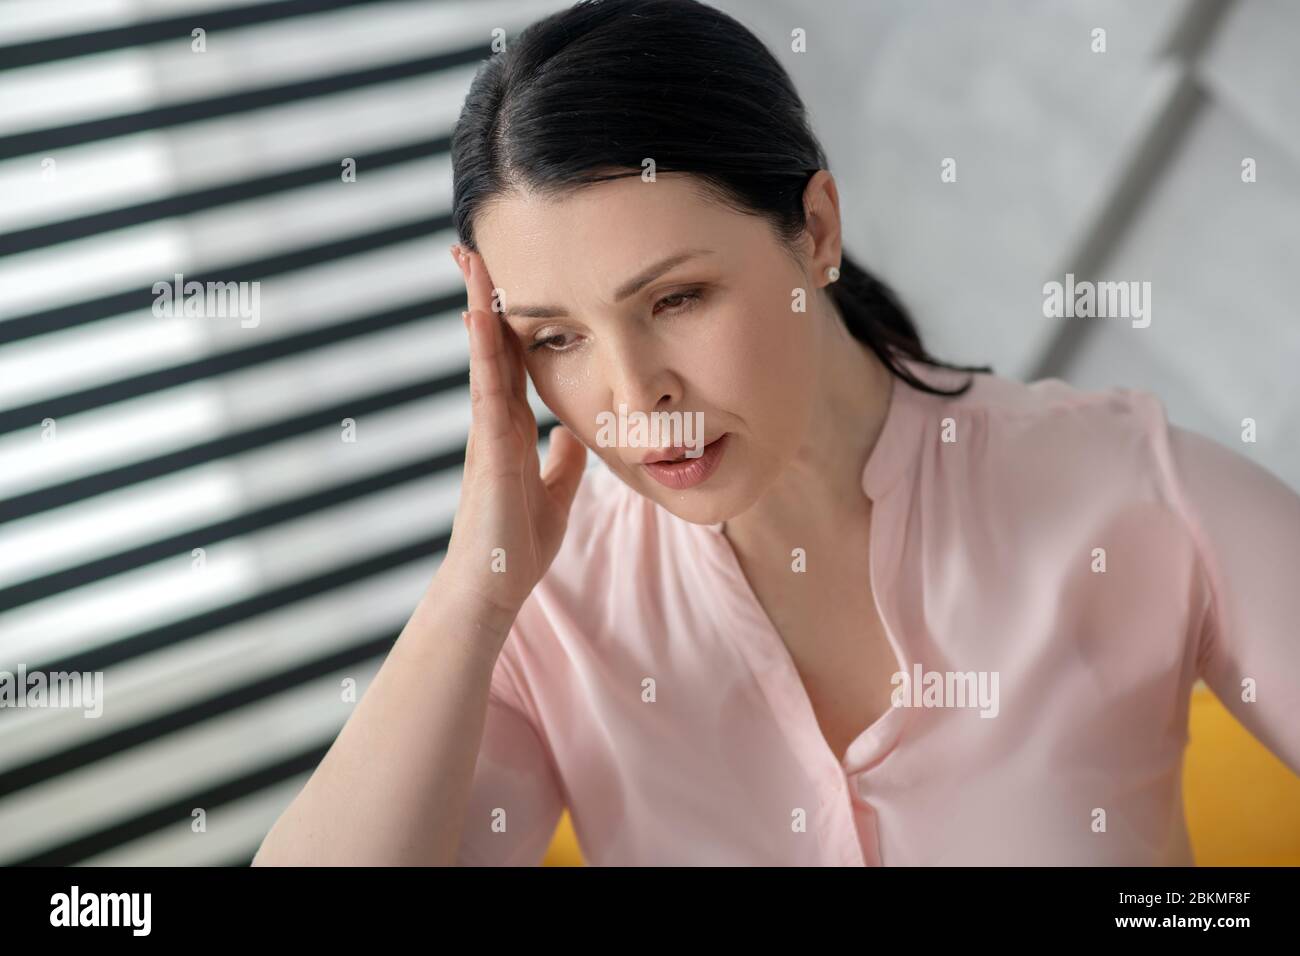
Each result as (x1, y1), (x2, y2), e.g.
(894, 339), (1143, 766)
(801, 170), (843, 280)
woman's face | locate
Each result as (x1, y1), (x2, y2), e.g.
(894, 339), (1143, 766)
(473, 171), (834, 526)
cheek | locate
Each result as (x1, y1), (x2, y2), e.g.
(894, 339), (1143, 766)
(526, 348), (588, 401)
(699, 297), (817, 416)
(547, 360), (592, 398)
(529, 363), (604, 444)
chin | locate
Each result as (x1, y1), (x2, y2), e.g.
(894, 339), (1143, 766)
(635, 460), (765, 527)
(647, 491), (736, 525)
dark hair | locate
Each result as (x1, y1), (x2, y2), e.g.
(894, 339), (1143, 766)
(450, 0), (992, 397)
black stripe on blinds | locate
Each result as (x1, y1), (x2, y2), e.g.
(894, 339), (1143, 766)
(0, 135), (451, 257)
(0, 0), (427, 73)
(0, 629), (398, 799)
(10, 741), (334, 866)
(0, 47), (485, 163)
(0, 294), (458, 436)
(0, 373), (468, 523)
(17, 533), (448, 677)
(0, 213), (448, 343)
(2, 451), (458, 609)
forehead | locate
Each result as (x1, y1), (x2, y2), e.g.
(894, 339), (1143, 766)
(473, 174), (759, 297)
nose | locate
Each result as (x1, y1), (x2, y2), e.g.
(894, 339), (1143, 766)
(601, 335), (682, 432)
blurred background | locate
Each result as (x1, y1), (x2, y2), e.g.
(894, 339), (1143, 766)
(1, 0), (1297, 867)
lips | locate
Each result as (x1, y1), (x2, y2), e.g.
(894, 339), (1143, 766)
(640, 440), (718, 465)
(639, 433), (730, 490)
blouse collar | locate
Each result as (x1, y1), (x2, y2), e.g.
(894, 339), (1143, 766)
(861, 354), (955, 501)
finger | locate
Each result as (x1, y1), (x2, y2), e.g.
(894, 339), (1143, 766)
(472, 261), (527, 409)
(450, 248), (467, 331)
(464, 251), (521, 406)
(466, 308), (518, 452)
(460, 248), (530, 421)
(452, 244), (477, 319)
(499, 313), (530, 405)
(451, 244), (472, 304)
(540, 424), (588, 514)
(463, 248), (497, 324)
(507, 358), (539, 446)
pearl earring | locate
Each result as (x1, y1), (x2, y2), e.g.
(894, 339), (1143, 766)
(826, 264), (841, 283)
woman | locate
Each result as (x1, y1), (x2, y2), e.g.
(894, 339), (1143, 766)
(253, 0), (1300, 866)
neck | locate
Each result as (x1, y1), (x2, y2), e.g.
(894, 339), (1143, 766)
(722, 309), (894, 555)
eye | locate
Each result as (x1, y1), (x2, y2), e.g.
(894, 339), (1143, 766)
(652, 288), (704, 316)
(527, 330), (576, 354)
(526, 288), (705, 356)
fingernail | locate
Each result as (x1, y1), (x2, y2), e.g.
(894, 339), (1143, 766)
(462, 310), (470, 330)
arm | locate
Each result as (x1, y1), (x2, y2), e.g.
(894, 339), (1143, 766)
(1168, 424), (1300, 775)
(254, 244), (585, 865)
(251, 581), (517, 866)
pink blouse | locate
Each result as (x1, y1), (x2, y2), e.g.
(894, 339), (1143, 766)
(453, 358), (1300, 866)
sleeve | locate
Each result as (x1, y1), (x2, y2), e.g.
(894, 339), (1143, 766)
(454, 620), (566, 866)
(1165, 422), (1300, 775)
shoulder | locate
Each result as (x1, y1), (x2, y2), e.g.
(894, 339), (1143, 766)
(898, 366), (1223, 631)
(897, 363), (1202, 549)
(914, 365), (1177, 482)
(926, 364), (1170, 438)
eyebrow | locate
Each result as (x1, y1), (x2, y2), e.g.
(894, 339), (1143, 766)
(503, 248), (715, 320)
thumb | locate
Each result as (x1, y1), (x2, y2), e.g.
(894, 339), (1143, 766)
(540, 424), (587, 512)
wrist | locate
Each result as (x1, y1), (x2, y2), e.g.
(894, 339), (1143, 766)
(421, 572), (521, 640)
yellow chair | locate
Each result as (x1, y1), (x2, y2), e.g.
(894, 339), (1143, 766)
(542, 808), (584, 867)
(542, 683), (1300, 866)
(1183, 682), (1300, 865)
